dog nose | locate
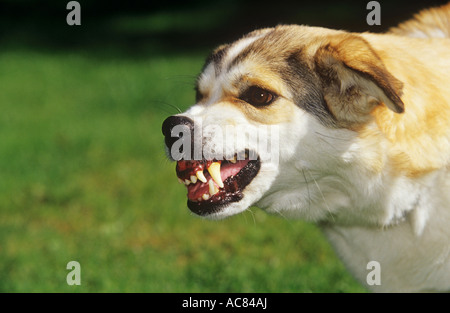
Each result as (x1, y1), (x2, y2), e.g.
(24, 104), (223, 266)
(162, 115), (195, 152)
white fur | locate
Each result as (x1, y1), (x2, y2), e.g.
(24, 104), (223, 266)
(407, 29), (447, 38)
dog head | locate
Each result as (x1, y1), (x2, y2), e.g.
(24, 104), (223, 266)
(162, 25), (404, 221)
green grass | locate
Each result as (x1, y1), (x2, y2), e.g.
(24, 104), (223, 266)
(0, 7), (366, 293)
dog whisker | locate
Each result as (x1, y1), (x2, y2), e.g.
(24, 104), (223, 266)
(163, 75), (198, 86)
(274, 202), (299, 223)
(315, 136), (340, 152)
(301, 169), (312, 215)
(305, 169), (335, 223)
(246, 207), (257, 226)
(315, 131), (351, 141)
(153, 100), (183, 114)
(164, 74), (198, 79)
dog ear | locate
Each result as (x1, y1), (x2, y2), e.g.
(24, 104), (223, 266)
(314, 34), (404, 124)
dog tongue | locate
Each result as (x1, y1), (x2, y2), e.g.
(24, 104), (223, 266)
(220, 160), (249, 180)
(186, 160), (250, 201)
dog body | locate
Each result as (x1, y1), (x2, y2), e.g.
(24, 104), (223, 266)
(162, 4), (450, 292)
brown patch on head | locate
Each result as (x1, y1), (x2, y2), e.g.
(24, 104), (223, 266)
(221, 26), (336, 126)
(202, 44), (230, 76)
(314, 33), (405, 128)
(227, 27), (406, 129)
(225, 72), (297, 125)
(219, 97), (296, 125)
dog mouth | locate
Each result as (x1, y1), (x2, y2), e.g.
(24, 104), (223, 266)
(175, 150), (261, 216)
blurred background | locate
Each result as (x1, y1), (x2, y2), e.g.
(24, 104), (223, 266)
(0, 0), (447, 292)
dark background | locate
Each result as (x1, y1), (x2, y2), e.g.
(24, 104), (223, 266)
(0, 0), (448, 56)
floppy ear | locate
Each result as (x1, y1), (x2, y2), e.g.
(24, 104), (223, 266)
(314, 34), (404, 125)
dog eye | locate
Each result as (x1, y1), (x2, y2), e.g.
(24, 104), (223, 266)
(241, 86), (276, 107)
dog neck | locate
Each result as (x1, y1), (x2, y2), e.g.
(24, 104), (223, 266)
(324, 164), (446, 236)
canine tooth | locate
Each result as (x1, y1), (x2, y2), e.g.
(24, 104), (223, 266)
(184, 179), (191, 185)
(229, 156), (237, 164)
(202, 193), (210, 200)
(209, 180), (214, 195)
(190, 175), (197, 184)
(178, 178), (184, 184)
(196, 170), (207, 183)
(207, 162), (224, 188)
(209, 180), (219, 196)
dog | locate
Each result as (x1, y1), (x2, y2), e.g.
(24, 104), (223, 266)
(162, 3), (450, 292)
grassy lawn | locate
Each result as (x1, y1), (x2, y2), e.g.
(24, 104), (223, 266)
(0, 2), (373, 293)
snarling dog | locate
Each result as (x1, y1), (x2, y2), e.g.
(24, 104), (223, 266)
(162, 3), (450, 292)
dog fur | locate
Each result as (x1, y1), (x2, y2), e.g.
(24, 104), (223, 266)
(164, 3), (450, 292)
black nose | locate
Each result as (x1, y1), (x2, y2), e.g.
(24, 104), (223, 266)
(162, 115), (195, 155)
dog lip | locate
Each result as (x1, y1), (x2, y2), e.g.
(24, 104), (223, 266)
(177, 152), (261, 216)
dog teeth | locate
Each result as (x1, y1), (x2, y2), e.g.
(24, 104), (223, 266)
(202, 193), (210, 200)
(196, 170), (207, 183)
(209, 179), (219, 196)
(184, 179), (191, 185)
(207, 162), (224, 188)
(229, 156), (237, 164)
(178, 178), (184, 184)
(190, 175), (197, 184)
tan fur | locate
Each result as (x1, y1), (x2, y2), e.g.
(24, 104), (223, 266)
(390, 3), (450, 37)
(313, 33), (405, 128)
(358, 33), (450, 177)
(229, 73), (296, 125)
